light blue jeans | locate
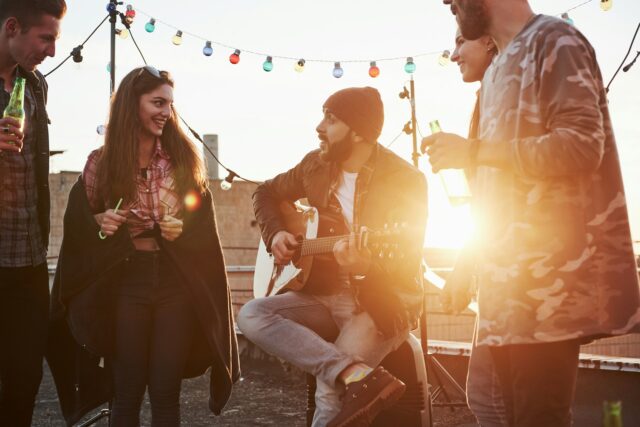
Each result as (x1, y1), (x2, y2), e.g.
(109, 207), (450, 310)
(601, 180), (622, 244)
(237, 287), (408, 427)
(466, 321), (508, 427)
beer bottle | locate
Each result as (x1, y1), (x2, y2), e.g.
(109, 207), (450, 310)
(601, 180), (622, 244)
(428, 120), (471, 206)
(3, 76), (26, 137)
(603, 400), (622, 427)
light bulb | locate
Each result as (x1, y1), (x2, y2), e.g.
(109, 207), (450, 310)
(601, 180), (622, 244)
(203, 41), (213, 56)
(561, 12), (574, 26)
(221, 171), (236, 191)
(294, 59), (305, 72)
(172, 30), (183, 46)
(404, 57), (416, 74)
(600, 0), (612, 11)
(263, 56), (274, 72)
(438, 50), (451, 66)
(332, 62), (343, 78)
(368, 61), (380, 78)
(145, 18), (156, 33)
(125, 5), (136, 18)
(229, 49), (241, 64)
(116, 28), (129, 39)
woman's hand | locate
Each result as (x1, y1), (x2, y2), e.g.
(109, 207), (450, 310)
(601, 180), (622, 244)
(95, 209), (129, 237)
(159, 214), (183, 241)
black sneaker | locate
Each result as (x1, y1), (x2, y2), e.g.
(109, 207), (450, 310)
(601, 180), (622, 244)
(327, 366), (406, 427)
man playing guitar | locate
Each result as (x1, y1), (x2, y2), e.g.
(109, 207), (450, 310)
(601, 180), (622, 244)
(237, 87), (428, 427)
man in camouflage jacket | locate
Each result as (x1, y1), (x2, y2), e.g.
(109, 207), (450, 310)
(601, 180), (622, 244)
(422, 1), (640, 426)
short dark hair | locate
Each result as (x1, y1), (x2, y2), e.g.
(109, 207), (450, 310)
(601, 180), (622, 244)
(0, 0), (67, 31)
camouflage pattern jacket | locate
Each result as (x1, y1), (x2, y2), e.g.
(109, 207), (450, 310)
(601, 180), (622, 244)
(474, 15), (640, 346)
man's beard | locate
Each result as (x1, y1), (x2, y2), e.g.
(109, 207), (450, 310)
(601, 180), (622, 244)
(320, 134), (353, 163)
(457, 0), (490, 41)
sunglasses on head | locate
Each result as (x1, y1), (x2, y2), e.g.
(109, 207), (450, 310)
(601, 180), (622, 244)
(135, 65), (167, 80)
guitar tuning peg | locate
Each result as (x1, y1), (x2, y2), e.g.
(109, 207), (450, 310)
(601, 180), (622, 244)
(393, 222), (399, 229)
(378, 251), (385, 259)
(388, 252), (394, 259)
(383, 223), (389, 230)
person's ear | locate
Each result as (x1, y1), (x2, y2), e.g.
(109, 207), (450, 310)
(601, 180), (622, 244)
(4, 18), (20, 37)
(486, 38), (497, 54)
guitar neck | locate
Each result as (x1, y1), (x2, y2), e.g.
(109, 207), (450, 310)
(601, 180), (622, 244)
(300, 235), (349, 257)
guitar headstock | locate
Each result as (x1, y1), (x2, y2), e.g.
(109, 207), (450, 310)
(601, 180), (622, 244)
(359, 223), (412, 260)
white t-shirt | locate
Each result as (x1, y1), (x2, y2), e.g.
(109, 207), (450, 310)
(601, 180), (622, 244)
(335, 171), (358, 230)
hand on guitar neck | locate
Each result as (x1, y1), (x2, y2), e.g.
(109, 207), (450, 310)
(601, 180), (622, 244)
(333, 233), (372, 277)
(271, 230), (301, 265)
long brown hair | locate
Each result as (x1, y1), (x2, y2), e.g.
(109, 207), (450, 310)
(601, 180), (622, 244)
(96, 67), (207, 205)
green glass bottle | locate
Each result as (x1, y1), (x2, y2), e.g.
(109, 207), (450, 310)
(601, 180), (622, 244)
(428, 120), (471, 206)
(3, 76), (26, 132)
(603, 400), (622, 427)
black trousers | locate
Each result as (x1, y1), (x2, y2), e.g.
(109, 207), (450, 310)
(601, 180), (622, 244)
(110, 251), (196, 427)
(0, 263), (49, 427)
(490, 339), (580, 427)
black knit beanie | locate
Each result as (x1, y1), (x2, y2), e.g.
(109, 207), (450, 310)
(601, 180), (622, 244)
(322, 87), (384, 143)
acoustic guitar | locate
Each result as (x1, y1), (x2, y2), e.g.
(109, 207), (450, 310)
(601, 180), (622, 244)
(253, 201), (406, 298)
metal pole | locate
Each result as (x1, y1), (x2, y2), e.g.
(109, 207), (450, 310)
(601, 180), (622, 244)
(409, 75), (419, 168)
(109, 0), (118, 94)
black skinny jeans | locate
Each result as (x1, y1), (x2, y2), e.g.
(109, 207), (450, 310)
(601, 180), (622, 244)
(490, 339), (580, 427)
(0, 263), (49, 427)
(110, 250), (196, 427)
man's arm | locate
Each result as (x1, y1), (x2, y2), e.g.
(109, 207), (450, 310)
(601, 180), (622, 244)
(423, 26), (606, 179)
(252, 152), (312, 253)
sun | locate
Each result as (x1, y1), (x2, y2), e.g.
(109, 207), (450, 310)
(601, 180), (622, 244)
(423, 172), (476, 249)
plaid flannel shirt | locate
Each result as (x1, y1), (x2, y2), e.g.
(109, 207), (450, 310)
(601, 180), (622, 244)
(82, 140), (182, 238)
(0, 78), (47, 267)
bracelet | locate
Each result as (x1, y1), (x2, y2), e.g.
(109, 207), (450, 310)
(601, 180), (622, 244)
(468, 138), (481, 166)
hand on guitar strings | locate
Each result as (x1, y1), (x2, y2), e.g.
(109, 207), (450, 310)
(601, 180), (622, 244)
(271, 230), (300, 265)
(333, 233), (372, 277)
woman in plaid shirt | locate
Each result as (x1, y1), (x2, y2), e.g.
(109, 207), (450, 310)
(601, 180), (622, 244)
(77, 66), (225, 426)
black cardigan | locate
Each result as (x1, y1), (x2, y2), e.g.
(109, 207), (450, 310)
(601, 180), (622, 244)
(47, 176), (240, 426)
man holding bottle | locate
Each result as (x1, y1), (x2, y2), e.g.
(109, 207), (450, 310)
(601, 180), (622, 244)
(0, 1), (66, 425)
(423, 1), (640, 426)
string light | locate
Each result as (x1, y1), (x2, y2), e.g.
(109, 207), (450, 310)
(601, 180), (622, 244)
(229, 49), (241, 64)
(172, 30), (183, 45)
(221, 171), (236, 191)
(600, 0), (613, 11)
(127, 2), (598, 78)
(332, 62), (343, 78)
(404, 57), (416, 74)
(145, 18), (156, 33)
(203, 41), (213, 56)
(125, 4), (136, 24)
(438, 50), (451, 66)
(263, 56), (274, 72)
(561, 12), (575, 26)
(116, 28), (129, 39)
(368, 61), (380, 78)
(71, 45), (83, 63)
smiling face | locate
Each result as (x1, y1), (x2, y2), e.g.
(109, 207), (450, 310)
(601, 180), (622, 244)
(451, 29), (495, 83)
(316, 109), (356, 163)
(138, 83), (174, 138)
(4, 14), (60, 71)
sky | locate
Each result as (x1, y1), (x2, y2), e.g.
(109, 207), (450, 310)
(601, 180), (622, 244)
(43, 0), (640, 249)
